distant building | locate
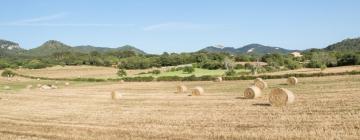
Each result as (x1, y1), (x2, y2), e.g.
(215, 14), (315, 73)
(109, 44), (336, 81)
(290, 52), (303, 58)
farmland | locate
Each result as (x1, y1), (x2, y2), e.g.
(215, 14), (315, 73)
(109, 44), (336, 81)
(1, 67), (360, 139)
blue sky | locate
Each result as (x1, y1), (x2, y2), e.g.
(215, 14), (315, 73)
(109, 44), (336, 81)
(0, 0), (359, 54)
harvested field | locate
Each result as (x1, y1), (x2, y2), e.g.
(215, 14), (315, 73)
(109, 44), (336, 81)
(0, 75), (360, 139)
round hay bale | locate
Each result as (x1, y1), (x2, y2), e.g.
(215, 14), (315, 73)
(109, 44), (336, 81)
(287, 77), (298, 85)
(37, 84), (42, 88)
(26, 85), (33, 89)
(254, 78), (263, 83)
(244, 86), (262, 99)
(191, 87), (204, 96)
(65, 82), (70, 86)
(176, 85), (187, 93)
(50, 85), (58, 89)
(111, 91), (122, 100)
(3, 86), (10, 90)
(37, 78), (40, 81)
(214, 77), (222, 82)
(269, 88), (295, 106)
(254, 80), (268, 90)
(40, 85), (52, 90)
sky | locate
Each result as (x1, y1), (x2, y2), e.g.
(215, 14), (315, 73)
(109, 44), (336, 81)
(0, 0), (360, 54)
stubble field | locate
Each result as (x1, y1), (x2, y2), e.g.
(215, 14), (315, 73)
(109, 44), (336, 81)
(0, 70), (360, 139)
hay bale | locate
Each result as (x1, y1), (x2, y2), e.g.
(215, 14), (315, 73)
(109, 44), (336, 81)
(37, 78), (40, 81)
(214, 77), (222, 82)
(269, 88), (295, 106)
(244, 86), (262, 99)
(50, 85), (58, 89)
(254, 78), (263, 83)
(176, 85), (187, 93)
(254, 79), (268, 90)
(65, 82), (70, 86)
(111, 91), (122, 100)
(40, 85), (52, 90)
(191, 87), (204, 96)
(287, 77), (298, 85)
(3, 86), (10, 90)
(26, 85), (33, 89)
(37, 84), (42, 88)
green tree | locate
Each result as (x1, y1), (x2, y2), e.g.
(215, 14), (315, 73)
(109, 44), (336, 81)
(117, 69), (127, 77)
(183, 66), (195, 73)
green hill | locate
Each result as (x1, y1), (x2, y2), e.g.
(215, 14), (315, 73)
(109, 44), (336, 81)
(28, 40), (72, 56)
(200, 44), (294, 55)
(325, 38), (360, 52)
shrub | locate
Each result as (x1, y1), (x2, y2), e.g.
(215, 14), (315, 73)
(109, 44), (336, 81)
(183, 66), (195, 73)
(24, 59), (48, 69)
(117, 69), (127, 77)
(122, 76), (154, 82)
(234, 64), (244, 69)
(225, 69), (236, 76)
(157, 76), (183, 81)
(151, 70), (161, 75)
(1, 69), (16, 77)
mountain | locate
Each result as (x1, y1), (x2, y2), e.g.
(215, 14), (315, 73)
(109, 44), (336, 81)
(116, 45), (146, 54)
(0, 39), (25, 57)
(200, 44), (294, 55)
(325, 38), (360, 52)
(27, 40), (146, 56)
(28, 40), (72, 56)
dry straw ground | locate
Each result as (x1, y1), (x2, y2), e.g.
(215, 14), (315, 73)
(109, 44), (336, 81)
(0, 74), (360, 139)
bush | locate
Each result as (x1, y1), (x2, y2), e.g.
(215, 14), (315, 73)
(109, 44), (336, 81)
(157, 76), (183, 81)
(225, 69), (236, 76)
(122, 76), (154, 82)
(151, 70), (161, 75)
(24, 59), (48, 69)
(234, 64), (244, 69)
(183, 66), (195, 73)
(1, 69), (15, 77)
(117, 69), (127, 77)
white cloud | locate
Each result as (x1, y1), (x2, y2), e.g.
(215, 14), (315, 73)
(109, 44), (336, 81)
(143, 22), (211, 31)
(0, 13), (127, 27)
(16, 12), (67, 24)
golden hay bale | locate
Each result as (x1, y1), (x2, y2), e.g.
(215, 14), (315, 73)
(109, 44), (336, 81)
(254, 78), (263, 83)
(50, 85), (58, 89)
(65, 82), (70, 86)
(244, 86), (262, 99)
(214, 77), (222, 82)
(269, 88), (295, 106)
(287, 77), (298, 85)
(111, 91), (122, 100)
(37, 84), (42, 88)
(3, 86), (10, 90)
(40, 85), (52, 90)
(191, 87), (204, 96)
(37, 78), (40, 81)
(176, 85), (187, 93)
(254, 80), (268, 90)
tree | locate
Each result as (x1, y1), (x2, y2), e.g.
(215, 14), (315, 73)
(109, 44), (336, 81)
(183, 66), (195, 73)
(1, 69), (15, 77)
(320, 64), (327, 71)
(117, 69), (127, 77)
